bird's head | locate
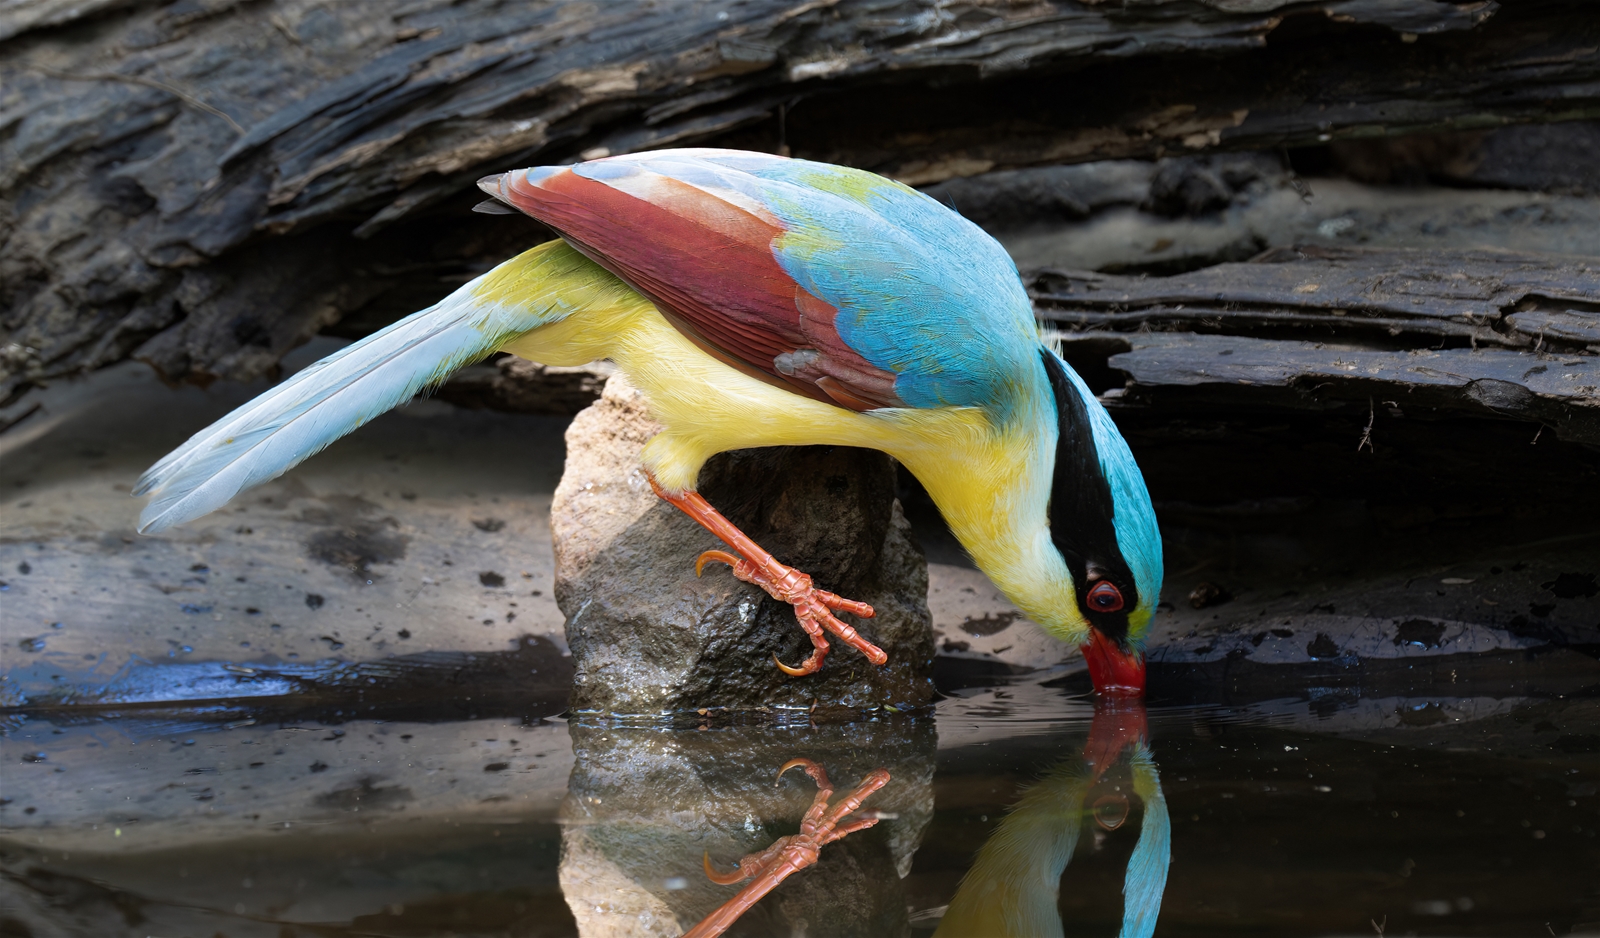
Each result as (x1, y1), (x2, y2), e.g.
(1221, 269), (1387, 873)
(1040, 348), (1163, 696)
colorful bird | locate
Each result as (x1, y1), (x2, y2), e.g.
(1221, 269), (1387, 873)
(135, 148), (1162, 695)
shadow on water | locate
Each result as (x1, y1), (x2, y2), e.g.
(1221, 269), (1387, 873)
(3, 670), (1599, 936)
(1, 634), (574, 735)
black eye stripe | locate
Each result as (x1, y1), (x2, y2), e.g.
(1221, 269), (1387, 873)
(1041, 349), (1138, 645)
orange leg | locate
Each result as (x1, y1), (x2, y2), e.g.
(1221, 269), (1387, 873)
(648, 473), (887, 675)
(684, 759), (891, 938)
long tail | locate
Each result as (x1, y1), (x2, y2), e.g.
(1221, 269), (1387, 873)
(135, 240), (622, 533)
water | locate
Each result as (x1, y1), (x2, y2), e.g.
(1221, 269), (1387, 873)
(3, 673), (1597, 937)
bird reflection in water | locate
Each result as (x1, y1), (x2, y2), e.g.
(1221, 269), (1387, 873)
(683, 758), (892, 938)
(935, 699), (1170, 938)
(678, 701), (1167, 938)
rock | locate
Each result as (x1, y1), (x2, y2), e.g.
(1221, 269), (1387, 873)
(1144, 152), (1285, 218)
(0, 343), (578, 716)
(926, 561), (1070, 675)
(1326, 121), (1600, 195)
(1188, 581), (1233, 610)
(921, 161), (1154, 227)
(558, 719), (935, 938)
(551, 375), (935, 717)
(1136, 515), (1600, 705)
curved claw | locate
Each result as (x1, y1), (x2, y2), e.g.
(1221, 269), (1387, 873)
(695, 549), (744, 577)
(703, 851), (748, 886)
(773, 648), (824, 677)
(776, 757), (828, 788)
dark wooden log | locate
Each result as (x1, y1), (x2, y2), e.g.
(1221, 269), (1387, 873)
(1034, 245), (1600, 443)
(431, 355), (614, 416)
(1032, 244), (1600, 350)
(1101, 333), (1598, 442)
(3, 0), (1597, 401)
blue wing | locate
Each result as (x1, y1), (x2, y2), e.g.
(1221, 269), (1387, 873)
(699, 151), (1043, 411)
(500, 149), (1043, 414)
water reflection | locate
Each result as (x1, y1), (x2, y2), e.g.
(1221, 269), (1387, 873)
(659, 701), (1173, 938)
(558, 718), (935, 937)
(687, 759), (892, 938)
(935, 700), (1169, 938)
(5, 683), (1595, 935)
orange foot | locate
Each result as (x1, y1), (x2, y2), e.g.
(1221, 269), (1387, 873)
(648, 474), (886, 676)
(684, 759), (891, 938)
(695, 549), (883, 675)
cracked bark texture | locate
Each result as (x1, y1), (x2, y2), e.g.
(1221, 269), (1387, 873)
(1032, 245), (1600, 443)
(3, 0), (1597, 403)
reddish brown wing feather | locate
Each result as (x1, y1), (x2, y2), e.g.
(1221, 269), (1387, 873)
(497, 167), (902, 410)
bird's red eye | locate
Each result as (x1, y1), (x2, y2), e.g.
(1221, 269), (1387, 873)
(1087, 580), (1124, 613)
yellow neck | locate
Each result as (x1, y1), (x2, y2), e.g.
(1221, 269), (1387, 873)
(887, 396), (1081, 643)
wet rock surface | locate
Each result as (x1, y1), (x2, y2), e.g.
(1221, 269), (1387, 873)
(559, 719), (935, 938)
(1129, 501), (1600, 703)
(552, 376), (935, 717)
(0, 714), (573, 855)
(0, 344), (578, 714)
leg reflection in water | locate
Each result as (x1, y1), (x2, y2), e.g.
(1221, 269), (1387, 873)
(684, 759), (892, 938)
(935, 699), (1171, 938)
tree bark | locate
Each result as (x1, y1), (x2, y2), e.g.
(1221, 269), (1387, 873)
(3, 0), (1597, 402)
(1035, 244), (1600, 443)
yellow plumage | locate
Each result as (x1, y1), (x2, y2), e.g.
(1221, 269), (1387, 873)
(490, 241), (1085, 645)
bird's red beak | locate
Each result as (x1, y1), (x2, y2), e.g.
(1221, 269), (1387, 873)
(1082, 629), (1146, 697)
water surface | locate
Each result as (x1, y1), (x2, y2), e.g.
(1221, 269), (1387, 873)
(3, 674), (1597, 936)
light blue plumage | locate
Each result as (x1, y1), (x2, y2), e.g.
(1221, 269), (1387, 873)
(135, 245), (606, 533)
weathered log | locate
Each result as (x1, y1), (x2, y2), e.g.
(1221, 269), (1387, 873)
(432, 355), (615, 416)
(1032, 244), (1600, 350)
(1103, 333), (1598, 442)
(3, 0), (1597, 400)
(1030, 244), (1600, 443)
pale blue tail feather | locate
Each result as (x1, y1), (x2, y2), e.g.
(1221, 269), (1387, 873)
(136, 275), (529, 534)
